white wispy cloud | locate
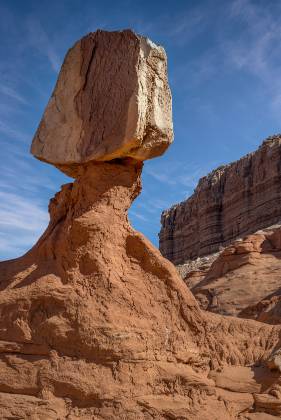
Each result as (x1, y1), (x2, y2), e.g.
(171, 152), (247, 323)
(177, 168), (205, 188)
(227, 1), (279, 71)
(26, 17), (61, 73)
(0, 232), (39, 257)
(0, 148), (65, 260)
(172, 0), (281, 120)
(129, 210), (149, 222)
(136, 198), (172, 214)
(144, 167), (177, 186)
(167, 8), (206, 46)
(0, 191), (48, 232)
(223, 0), (281, 115)
(0, 85), (28, 105)
(0, 164), (57, 194)
(145, 160), (218, 191)
(0, 120), (29, 142)
(0, 83), (31, 143)
(0, 190), (49, 260)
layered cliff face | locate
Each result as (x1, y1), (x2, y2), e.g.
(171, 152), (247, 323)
(2, 30), (281, 418)
(160, 136), (281, 265)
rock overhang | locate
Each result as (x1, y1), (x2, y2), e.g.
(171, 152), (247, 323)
(30, 29), (173, 177)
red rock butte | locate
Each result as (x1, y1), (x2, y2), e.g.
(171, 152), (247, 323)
(0, 30), (281, 418)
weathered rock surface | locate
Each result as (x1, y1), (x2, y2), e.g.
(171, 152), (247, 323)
(184, 226), (281, 325)
(2, 30), (281, 418)
(160, 135), (281, 264)
(31, 29), (173, 176)
(1, 160), (281, 418)
(177, 251), (221, 289)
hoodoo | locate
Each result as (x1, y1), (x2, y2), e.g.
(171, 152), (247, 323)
(1, 30), (281, 418)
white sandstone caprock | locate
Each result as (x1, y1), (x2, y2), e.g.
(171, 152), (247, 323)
(31, 29), (173, 176)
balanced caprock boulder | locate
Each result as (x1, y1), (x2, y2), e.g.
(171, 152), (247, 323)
(1, 30), (281, 419)
(31, 29), (173, 171)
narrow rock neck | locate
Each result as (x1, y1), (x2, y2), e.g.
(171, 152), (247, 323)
(37, 159), (143, 260)
(68, 159), (143, 217)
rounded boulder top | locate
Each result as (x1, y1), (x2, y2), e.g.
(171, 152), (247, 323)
(31, 29), (173, 176)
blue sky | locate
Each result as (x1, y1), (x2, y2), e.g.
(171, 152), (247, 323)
(1, 0), (281, 260)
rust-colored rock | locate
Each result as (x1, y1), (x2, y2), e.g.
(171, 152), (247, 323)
(185, 226), (281, 325)
(1, 160), (281, 418)
(160, 135), (281, 264)
(2, 30), (281, 418)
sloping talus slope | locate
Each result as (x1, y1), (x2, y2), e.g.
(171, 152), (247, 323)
(184, 226), (281, 325)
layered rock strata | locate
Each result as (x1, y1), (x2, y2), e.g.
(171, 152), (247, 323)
(186, 225), (281, 324)
(1, 30), (281, 418)
(160, 136), (281, 264)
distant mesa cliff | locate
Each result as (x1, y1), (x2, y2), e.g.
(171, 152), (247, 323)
(159, 135), (281, 265)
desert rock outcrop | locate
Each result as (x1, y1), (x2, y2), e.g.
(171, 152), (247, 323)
(187, 226), (281, 324)
(160, 136), (281, 264)
(2, 160), (281, 418)
(31, 29), (173, 176)
(1, 30), (281, 418)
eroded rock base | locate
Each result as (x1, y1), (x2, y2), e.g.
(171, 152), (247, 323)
(1, 160), (281, 418)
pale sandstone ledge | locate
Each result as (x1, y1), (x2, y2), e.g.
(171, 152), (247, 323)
(31, 29), (173, 176)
